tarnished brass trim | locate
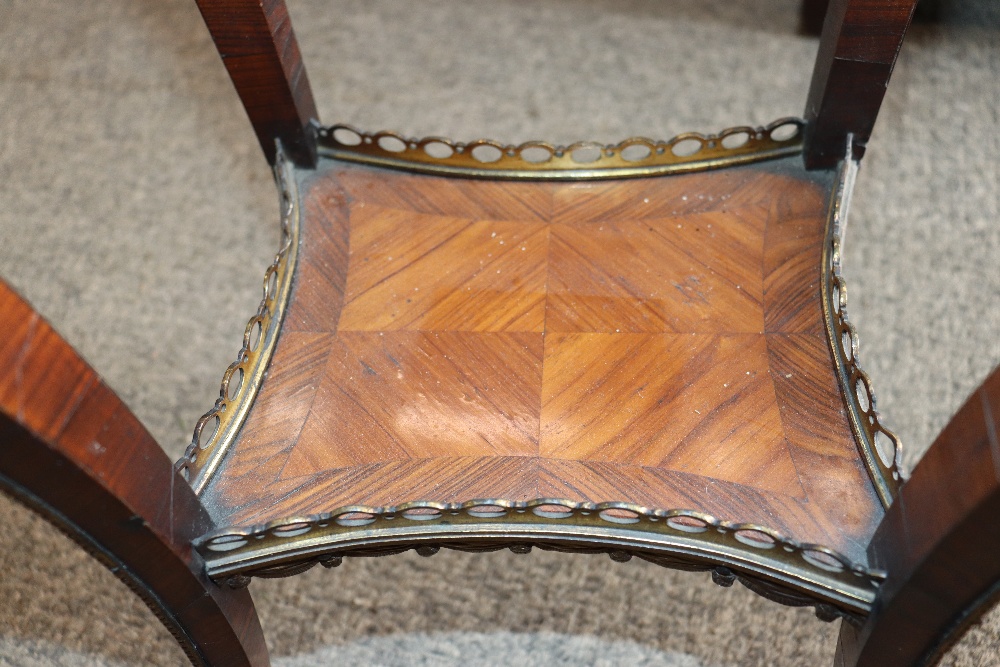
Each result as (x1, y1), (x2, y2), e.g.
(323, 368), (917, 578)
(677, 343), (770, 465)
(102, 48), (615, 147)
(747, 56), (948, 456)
(316, 118), (805, 180)
(195, 499), (884, 618)
(232, 543), (852, 623)
(821, 144), (904, 508)
(175, 145), (301, 494)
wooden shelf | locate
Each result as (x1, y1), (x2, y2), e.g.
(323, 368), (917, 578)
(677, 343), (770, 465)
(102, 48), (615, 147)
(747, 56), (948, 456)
(201, 156), (881, 564)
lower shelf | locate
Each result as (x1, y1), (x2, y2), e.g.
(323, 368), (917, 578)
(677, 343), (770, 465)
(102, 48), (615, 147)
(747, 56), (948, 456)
(188, 154), (887, 619)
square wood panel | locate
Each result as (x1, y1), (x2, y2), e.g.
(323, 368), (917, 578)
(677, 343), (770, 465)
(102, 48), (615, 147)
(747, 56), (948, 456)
(280, 331), (544, 476)
(539, 333), (802, 496)
(208, 162), (882, 556)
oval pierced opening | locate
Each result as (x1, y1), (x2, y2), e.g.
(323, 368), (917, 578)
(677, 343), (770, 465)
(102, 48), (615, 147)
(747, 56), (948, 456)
(531, 504), (574, 519)
(874, 429), (896, 467)
(667, 515), (709, 533)
(206, 535), (248, 552)
(620, 144), (652, 162)
(334, 511), (376, 527)
(832, 283), (841, 314)
(247, 320), (263, 353)
(271, 522), (312, 538)
(841, 330), (853, 361)
(721, 131), (751, 149)
(671, 138), (703, 157)
(332, 128), (363, 146)
(802, 549), (846, 572)
(570, 145), (602, 164)
(377, 136), (407, 153)
(598, 508), (640, 524)
(770, 123), (800, 142)
(771, 123), (800, 141)
(226, 367), (244, 401)
(265, 269), (279, 302)
(734, 529), (776, 549)
(855, 378), (871, 412)
(423, 141), (454, 159)
(198, 414), (220, 450)
(402, 507), (442, 521)
(471, 145), (503, 163)
(520, 146), (553, 164)
(466, 505), (507, 519)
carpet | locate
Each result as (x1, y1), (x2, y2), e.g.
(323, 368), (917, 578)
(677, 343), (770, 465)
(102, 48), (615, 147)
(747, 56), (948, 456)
(1, 0), (998, 664)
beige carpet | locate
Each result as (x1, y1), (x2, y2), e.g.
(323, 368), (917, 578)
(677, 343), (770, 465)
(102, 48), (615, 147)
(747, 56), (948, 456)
(1, 0), (998, 664)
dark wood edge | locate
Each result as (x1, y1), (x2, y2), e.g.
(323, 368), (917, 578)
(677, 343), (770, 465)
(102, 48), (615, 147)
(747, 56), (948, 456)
(0, 473), (232, 667)
(800, 0), (831, 36)
(803, 0), (918, 169)
(837, 366), (1000, 666)
(0, 281), (269, 667)
(193, 0), (318, 167)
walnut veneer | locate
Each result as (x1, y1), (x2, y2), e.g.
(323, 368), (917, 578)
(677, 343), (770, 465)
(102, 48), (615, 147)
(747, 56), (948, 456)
(202, 157), (882, 561)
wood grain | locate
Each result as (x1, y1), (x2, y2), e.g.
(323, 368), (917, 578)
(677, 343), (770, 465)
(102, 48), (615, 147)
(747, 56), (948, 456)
(0, 281), (269, 667)
(205, 159), (882, 561)
(338, 208), (549, 332)
(837, 367), (1000, 666)
(193, 0), (318, 166)
(804, 0), (918, 168)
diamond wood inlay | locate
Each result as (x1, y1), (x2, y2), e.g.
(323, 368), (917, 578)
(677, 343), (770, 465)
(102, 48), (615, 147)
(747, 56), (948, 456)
(280, 331), (543, 476)
(539, 333), (801, 497)
(203, 159), (882, 560)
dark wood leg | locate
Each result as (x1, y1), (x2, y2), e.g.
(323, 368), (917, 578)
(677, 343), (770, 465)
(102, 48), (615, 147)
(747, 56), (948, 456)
(1, 474), (269, 667)
(193, 0), (318, 167)
(836, 368), (1000, 666)
(0, 282), (270, 666)
(802, 0), (937, 37)
(800, 0), (831, 36)
(803, 0), (918, 168)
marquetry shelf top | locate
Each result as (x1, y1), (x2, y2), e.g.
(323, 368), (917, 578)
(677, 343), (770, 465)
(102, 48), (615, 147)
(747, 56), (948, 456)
(202, 157), (882, 562)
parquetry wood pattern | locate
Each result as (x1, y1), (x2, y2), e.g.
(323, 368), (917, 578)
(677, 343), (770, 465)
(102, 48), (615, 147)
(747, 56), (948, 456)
(204, 158), (882, 561)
